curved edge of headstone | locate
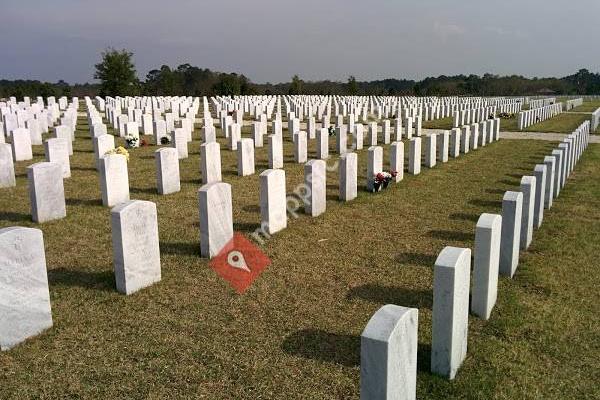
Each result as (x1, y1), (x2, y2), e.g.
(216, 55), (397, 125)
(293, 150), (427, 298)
(0, 226), (53, 351)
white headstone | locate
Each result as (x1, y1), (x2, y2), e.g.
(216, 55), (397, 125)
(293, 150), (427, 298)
(543, 156), (555, 209)
(519, 176), (536, 250)
(425, 134), (437, 168)
(294, 131), (308, 163)
(317, 128), (329, 159)
(361, 305), (418, 400)
(92, 123), (107, 138)
(449, 129), (460, 158)
(390, 141), (404, 182)
(198, 182), (233, 258)
(44, 138), (71, 178)
(368, 122), (378, 146)
(437, 131), (449, 163)
(408, 137), (421, 175)
(155, 148), (180, 195)
(471, 213), (502, 320)
(336, 125), (348, 154)
(153, 120), (168, 145)
(367, 146), (383, 192)
(304, 159), (326, 217)
(354, 124), (364, 150)
(460, 125), (470, 153)
(532, 165), (546, 228)
(172, 128), (188, 159)
(339, 152), (357, 201)
(431, 246), (470, 380)
(11, 128), (33, 161)
(200, 142), (222, 184)
(0, 227), (53, 350)
(111, 200), (161, 295)
(54, 125), (73, 155)
(469, 123), (479, 150)
(27, 162), (66, 223)
(99, 154), (130, 207)
(93, 134), (115, 170)
(499, 191), (523, 277)
(0, 143), (16, 188)
(237, 138), (255, 176)
(268, 134), (284, 169)
(259, 169), (287, 235)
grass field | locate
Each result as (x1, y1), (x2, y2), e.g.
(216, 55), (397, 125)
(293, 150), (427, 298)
(523, 113), (592, 133)
(425, 114), (592, 134)
(567, 100), (600, 113)
(422, 116), (453, 130)
(1, 116), (599, 399)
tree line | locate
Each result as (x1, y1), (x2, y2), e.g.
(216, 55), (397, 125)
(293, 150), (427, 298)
(2, 48), (600, 99)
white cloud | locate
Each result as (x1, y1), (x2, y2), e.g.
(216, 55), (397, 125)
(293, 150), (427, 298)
(433, 21), (466, 42)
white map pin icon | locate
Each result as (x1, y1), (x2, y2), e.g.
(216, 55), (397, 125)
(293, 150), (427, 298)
(227, 250), (251, 272)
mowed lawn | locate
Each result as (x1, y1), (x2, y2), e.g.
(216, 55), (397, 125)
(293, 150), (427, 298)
(1, 116), (599, 399)
(424, 112), (592, 134)
(568, 100), (600, 113)
(523, 113), (592, 133)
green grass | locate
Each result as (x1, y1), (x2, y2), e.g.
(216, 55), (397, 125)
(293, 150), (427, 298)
(567, 100), (600, 113)
(1, 115), (599, 399)
(422, 116), (453, 130)
(499, 116), (518, 131)
(524, 113), (591, 133)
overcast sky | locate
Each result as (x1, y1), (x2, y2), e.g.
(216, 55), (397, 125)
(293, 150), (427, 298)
(1, 0), (599, 84)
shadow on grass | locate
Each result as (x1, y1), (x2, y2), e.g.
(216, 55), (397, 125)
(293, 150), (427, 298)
(234, 222), (261, 233)
(181, 178), (202, 185)
(417, 343), (432, 372)
(160, 241), (199, 256)
(427, 230), (475, 242)
(449, 212), (480, 222)
(468, 199), (503, 208)
(0, 211), (30, 223)
(281, 329), (360, 367)
(71, 166), (96, 172)
(394, 252), (437, 267)
(66, 198), (103, 207)
(48, 268), (115, 291)
(74, 149), (93, 154)
(515, 166), (534, 172)
(130, 187), (157, 195)
(347, 284), (432, 309)
(506, 173), (523, 179)
(485, 188), (506, 194)
(497, 179), (520, 187)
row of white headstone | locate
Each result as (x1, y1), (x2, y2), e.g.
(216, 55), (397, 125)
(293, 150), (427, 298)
(564, 98), (583, 111)
(92, 113), (505, 253)
(0, 105), (504, 352)
(517, 103), (563, 130)
(1, 97), (77, 142)
(590, 107), (600, 132)
(359, 120), (591, 399)
(528, 97), (556, 109)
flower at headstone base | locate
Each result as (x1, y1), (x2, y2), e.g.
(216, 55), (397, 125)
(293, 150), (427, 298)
(140, 138), (148, 147)
(372, 171), (395, 192)
(104, 146), (130, 162)
(160, 136), (171, 145)
(125, 135), (139, 148)
(328, 126), (335, 136)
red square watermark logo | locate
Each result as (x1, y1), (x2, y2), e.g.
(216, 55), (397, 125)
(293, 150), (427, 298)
(209, 232), (271, 294)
